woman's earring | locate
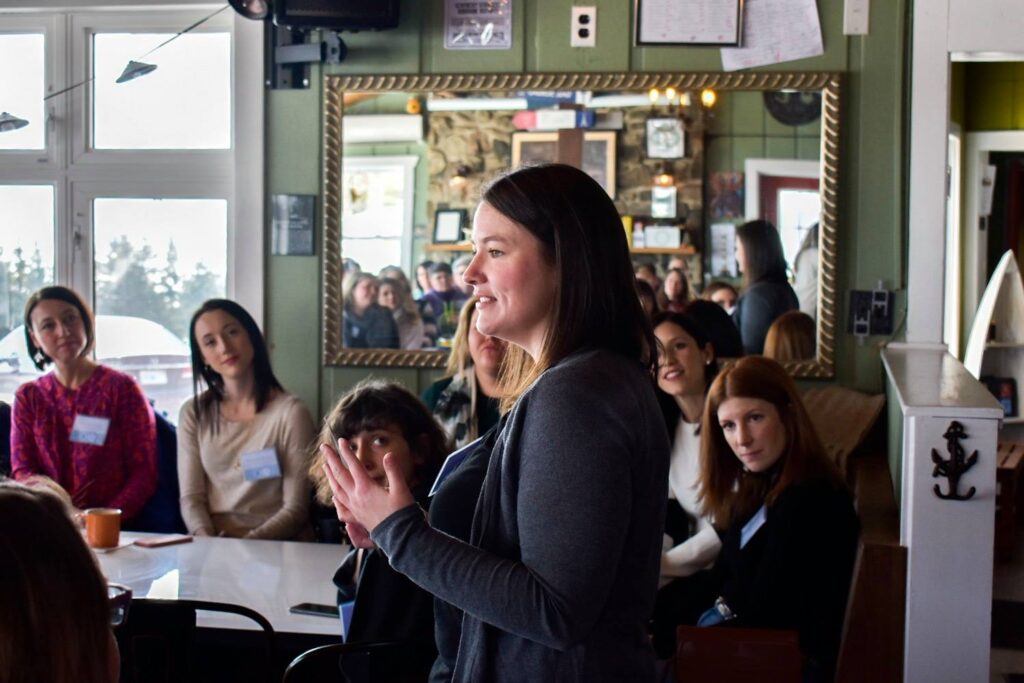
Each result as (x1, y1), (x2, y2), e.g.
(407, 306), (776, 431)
(33, 350), (45, 364)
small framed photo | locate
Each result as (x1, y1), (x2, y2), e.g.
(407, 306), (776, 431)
(433, 208), (468, 244)
(982, 376), (1018, 417)
(646, 118), (686, 159)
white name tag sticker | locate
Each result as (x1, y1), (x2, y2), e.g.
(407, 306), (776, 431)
(240, 448), (282, 481)
(339, 600), (355, 641)
(70, 414), (111, 446)
(740, 504), (767, 549)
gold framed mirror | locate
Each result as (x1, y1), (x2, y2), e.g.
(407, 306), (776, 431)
(322, 72), (839, 378)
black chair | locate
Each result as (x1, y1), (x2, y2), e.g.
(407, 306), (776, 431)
(124, 410), (187, 533)
(0, 401), (11, 477)
(282, 639), (436, 683)
(117, 598), (277, 683)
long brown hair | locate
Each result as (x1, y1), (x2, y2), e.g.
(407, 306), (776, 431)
(0, 480), (114, 683)
(481, 164), (656, 412)
(698, 356), (842, 527)
(763, 310), (816, 362)
(736, 219), (788, 288)
(445, 297), (481, 377)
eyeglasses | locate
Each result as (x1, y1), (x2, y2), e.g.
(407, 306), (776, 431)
(108, 582), (133, 626)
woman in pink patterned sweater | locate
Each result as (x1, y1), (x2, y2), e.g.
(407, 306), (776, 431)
(10, 286), (157, 520)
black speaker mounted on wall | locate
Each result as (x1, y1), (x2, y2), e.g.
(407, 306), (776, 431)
(274, 0), (400, 31)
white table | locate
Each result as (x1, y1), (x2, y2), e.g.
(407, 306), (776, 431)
(95, 532), (348, 635)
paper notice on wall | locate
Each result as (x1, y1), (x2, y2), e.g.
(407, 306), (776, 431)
(720, 0), (824, 72)
(445, 0), (513, 50)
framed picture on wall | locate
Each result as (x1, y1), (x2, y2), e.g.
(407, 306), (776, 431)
(510, 130), (617, 198)
(646, 117), (686, 159)
(433, 208), (468, 244)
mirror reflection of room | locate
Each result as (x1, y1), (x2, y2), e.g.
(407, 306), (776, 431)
(337, 85), (826, 366)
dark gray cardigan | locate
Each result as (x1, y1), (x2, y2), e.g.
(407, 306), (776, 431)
(372, 348), (669, 682)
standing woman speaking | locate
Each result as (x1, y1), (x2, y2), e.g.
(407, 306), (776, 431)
(732, 219), (799, 355)
(323, 163), (670, 681)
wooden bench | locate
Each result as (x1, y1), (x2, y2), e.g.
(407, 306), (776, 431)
(996, 441), (1024, 562)
(834, 438), (906, 683)
(674, 419), (906, 683)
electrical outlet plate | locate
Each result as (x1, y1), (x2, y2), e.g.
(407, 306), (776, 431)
(571, 6), (596, 48)
(847, 289), (894, 336)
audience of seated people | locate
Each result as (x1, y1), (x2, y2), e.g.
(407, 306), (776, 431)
(342, 271), (400, 349)
(178, 299), (316, 540)
(422, 297), (506, 449)
(0, 479), (121, 683)
(0, 208), (857, 683)
(10, 286), (157, 521)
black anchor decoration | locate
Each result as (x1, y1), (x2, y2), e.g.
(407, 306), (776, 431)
(931, 420), (978, 501)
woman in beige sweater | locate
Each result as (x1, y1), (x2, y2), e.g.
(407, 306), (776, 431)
(178, 299), (315, 540)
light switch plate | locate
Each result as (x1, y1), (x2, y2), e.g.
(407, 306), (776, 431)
(843, 0), (869, 35)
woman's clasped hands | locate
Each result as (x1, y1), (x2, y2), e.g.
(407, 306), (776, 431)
(320, 440), (416, 549)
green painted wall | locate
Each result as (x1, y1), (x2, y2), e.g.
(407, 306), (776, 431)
(264, 0), (909, 419)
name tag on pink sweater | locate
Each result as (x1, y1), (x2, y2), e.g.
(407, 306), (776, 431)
(70, 414), (111, 446)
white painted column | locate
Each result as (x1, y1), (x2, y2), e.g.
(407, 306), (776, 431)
(883, 345), (1002, 683)
(906, 2), (950, 344)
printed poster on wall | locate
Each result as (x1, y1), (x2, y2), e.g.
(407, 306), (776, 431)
(445, 0), (513, 50)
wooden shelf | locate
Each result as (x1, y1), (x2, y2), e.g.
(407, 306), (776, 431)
(425, 243), (471, 252)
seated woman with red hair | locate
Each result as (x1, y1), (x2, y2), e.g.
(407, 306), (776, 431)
(697, 356), (858, 682)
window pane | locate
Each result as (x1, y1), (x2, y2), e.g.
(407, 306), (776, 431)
(0, 185), (55, 405)
(0, 34), (45, 150)
(342, 238), (402, 276)
(777, 189), (821, 267)
(93, 197), (227, 420)
(93, 32), (231, 150)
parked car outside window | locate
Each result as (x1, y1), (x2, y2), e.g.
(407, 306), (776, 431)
(0, 315), (192, 423)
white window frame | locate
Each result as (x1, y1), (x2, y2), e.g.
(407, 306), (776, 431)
(70, 179), (235, 307)
(0, 13), (65, 167)
(69, 9), (235, 167)
(0, 4), (263, 324)
(342, 155), (419, 273)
